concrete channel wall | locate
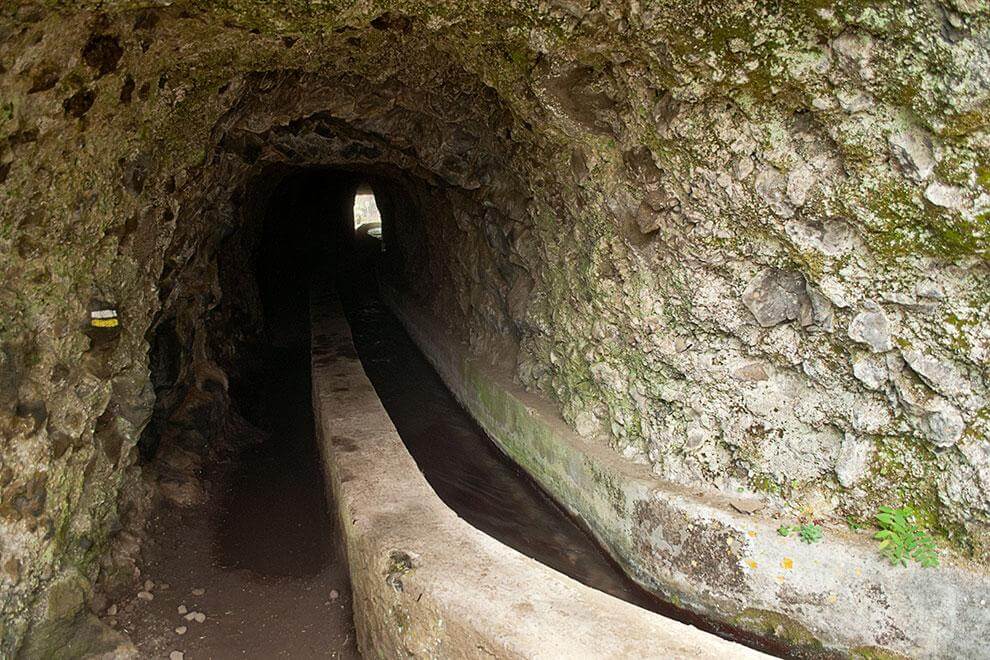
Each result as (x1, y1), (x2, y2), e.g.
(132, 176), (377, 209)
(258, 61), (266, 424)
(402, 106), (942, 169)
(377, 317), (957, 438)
(380, 285), (990, 659)
(310, 288), (765, 658)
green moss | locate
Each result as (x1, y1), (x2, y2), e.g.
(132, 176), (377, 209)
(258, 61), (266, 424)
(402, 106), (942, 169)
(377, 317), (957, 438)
(749, 473), (782, 496)
(733, 608), (823, 650)
(584, 457), (627, 518)
(977, 165), (990, 193)
(852, 645), (911, 660)
(842, 175), (987, 261)
(866, 434), (974, 556)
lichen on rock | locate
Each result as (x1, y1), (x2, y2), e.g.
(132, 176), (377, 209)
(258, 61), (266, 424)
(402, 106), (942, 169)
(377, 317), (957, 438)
(0, 0), (988, 656)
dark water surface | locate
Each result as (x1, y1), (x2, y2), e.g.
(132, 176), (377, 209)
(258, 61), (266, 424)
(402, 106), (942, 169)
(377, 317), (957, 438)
(340, 281), (787, 657)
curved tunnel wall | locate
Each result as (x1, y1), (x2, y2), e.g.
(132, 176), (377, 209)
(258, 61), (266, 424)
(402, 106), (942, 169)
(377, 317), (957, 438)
(0, 2), (988, 656)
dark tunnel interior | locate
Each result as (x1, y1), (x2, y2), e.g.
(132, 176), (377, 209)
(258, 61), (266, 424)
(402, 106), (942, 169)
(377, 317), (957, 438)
(127, 168), (787, 657)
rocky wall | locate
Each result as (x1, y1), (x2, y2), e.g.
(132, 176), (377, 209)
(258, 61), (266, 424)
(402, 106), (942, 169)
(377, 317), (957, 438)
(0, 0), (988, 655)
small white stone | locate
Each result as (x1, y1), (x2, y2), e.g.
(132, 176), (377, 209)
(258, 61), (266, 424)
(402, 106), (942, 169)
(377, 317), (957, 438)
(848, 306), (893, 353)
(194, 612), (206, 623)
(144, 579), (155, 591)
(786, 163), (816, 208)
(733, 156), (754, 180)
(175, 626), (187, 635)
(574, 410), (600, 437)
(901, 349), (969, 397)
(924, 182), (967, 210)
(191, 588), (205, 596)
(852, 354), (887, 391)
(925, 402), (964, 448)
(835, 433), (873, 488)
(329, 589), (339, 601)
(170, 652), (184, 660)
(106, 604), (117, 616)
(183, 612), (197, 621)
(136, 591), (153, 601)
(888, 127), (935, 180)
(177, 605), (187, 615)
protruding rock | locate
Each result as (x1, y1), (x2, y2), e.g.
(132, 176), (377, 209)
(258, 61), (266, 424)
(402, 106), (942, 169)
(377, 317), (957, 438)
(847, 305), (892, 352)
(733, 362), (770, 382)
(574, 410), (600, 437)
(924, 182), (967, 210)
(889, 128), (935, 180)
(786, 163), (816, 207)
(852, 354), (887, 390)
(925, 402), (965, 448)
(832, 30), (875, 79)
(901, 349), (969, 397)
(835, 433), (872, 487)
(742, 268), (832, 330)
(754, 167), (793, 218)
(743, 268), (805, 327)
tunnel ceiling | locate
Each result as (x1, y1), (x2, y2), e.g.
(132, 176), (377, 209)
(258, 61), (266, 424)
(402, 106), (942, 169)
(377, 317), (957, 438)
(1, 0), (989, 655)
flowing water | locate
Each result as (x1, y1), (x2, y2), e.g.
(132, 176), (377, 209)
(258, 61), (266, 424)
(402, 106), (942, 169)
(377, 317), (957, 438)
(339, 277), (787, 657)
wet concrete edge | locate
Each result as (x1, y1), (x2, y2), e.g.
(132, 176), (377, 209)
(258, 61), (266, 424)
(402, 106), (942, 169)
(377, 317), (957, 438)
(379, 283), (990, 659)
(309, 284), (767, 659)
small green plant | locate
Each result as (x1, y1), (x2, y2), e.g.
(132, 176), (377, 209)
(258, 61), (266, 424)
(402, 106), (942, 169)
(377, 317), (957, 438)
(798, 523), (823, 544)
(777, 524), (793, 537)
(874, 506), (939, 567)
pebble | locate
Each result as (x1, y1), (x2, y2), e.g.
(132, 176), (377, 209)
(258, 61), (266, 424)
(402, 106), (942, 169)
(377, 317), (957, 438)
(191, 588), (205, 596)
(175, 626), (187, 635)
(329, 589), (339, 601)
(144, 579), (155, 591)
(184, 611), (207, 623)
(170, 652), (184, 660)
(136, 591), (154, 601)
(177, 605), (188, 615)
(106, 604), (117, 616)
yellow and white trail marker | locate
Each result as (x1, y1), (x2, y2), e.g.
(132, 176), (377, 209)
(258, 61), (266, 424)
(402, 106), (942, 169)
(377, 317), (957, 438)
(90, 308), (119, 328)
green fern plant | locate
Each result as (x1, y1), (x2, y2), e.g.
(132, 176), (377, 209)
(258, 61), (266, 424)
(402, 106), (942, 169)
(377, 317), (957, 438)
(798, 523), (823, 544)
(874, 506), (939, 567)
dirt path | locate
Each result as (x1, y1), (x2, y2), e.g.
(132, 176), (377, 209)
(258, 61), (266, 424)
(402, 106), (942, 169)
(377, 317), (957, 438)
(109, 347), (359, 659)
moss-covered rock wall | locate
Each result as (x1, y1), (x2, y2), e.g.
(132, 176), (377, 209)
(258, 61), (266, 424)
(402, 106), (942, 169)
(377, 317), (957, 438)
(1, 0), (987, 655)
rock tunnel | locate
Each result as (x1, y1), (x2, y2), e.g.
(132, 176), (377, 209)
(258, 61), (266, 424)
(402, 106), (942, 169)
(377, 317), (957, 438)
(1, 2), (989, 658)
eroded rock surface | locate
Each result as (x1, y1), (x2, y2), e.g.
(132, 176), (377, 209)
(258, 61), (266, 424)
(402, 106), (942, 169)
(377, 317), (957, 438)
(0, 0), (988, 656)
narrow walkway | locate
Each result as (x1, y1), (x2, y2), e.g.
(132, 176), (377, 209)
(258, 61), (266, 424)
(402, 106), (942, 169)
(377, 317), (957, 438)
(112, 343), (358, 659)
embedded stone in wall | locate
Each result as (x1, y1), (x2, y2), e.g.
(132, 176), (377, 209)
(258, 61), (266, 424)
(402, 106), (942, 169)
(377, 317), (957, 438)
(847, 304), (893, 353)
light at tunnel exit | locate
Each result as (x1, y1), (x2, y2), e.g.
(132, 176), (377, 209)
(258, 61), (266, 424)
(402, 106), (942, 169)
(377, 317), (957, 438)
(353, 187), (381, 238)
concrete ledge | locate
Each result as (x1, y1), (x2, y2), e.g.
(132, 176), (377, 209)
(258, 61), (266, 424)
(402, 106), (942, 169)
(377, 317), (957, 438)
(381, 285), (990, 658)
(310, 288), (764, 658)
